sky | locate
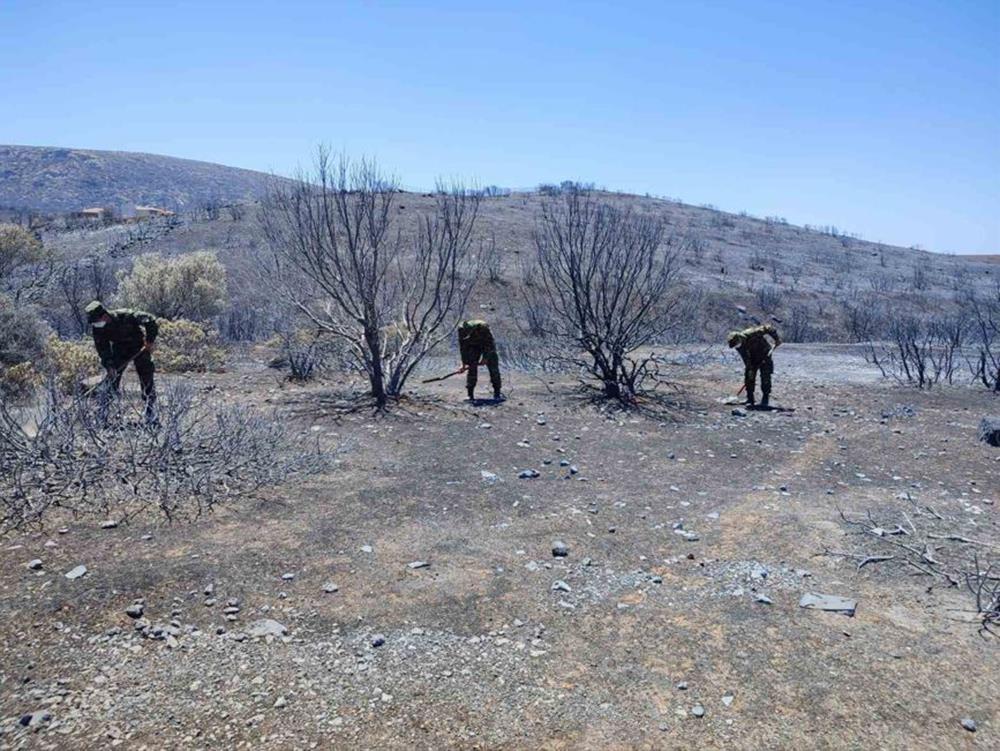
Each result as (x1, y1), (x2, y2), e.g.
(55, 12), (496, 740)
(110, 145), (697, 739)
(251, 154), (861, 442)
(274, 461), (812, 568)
(1, 0), (997, 254)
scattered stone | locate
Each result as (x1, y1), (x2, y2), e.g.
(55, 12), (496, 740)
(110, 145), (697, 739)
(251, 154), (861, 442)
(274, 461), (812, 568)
(676, 681), (688, 690)
(722, 694), (734, 707)
(322, 582), (339, 593)
(691, 704), (705, 718)
(125, 603), (144, 619)
(371, 634), (386, 648)
(246, 619), (288, 638)
(26, 559), (43, 570)
(799, 593), (857, 617)
(361, 545), (374, 553)
(100, 520), (118, 529)
(755, 594), (773, 605)
(480, 470), (499, 484)
(64, 565), (88, 580)
(274, 696), (287, 708)
(518, 469), (540, 479)
(960, 717), (977, 732)
(551, 541), (569, 557)
(732, 409), (746, 418)
(281, 572), (295, 580)
(408, 561), (430, 569)
(552, 580), (571, 592)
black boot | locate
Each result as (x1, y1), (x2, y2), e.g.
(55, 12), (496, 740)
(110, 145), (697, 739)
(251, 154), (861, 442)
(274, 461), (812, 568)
(467, 387), (475, 402)
(760, 394), (769, 408)
(494, 389), (504, 402)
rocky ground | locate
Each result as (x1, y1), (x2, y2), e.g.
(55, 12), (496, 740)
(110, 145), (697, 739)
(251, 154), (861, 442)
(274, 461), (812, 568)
(1, 345), (997, 750)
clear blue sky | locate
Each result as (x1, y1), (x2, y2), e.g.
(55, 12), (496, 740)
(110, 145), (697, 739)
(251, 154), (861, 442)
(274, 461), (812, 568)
(2, 0), (997, 253)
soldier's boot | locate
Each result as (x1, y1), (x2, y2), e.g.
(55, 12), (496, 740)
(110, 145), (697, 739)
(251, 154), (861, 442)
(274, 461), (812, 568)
(760, 393), (769, 408)
(467, 387), (475, 402)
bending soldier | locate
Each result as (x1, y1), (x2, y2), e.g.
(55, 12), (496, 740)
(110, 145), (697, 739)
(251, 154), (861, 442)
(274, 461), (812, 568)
(727, 324), (781, 408)
(85, 301), (159, 422)
(458, 319), (503, 402)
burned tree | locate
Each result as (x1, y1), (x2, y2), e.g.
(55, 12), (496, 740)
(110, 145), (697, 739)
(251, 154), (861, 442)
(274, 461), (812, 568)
(525, 189), (684, 404)
(966, 283), (1000, 391)
(261, 150), (483, 407)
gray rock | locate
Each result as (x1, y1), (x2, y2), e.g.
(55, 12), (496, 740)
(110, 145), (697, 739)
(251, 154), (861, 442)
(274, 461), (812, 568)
(691, 704), (705, 718)
(480, 470), (499, 484)
(100, 520), (118, 529)
(125, 603), (144, 619)
(676, 681), (688, 690)
(755, 594), (773, 605)
(322, 582), (339, 593)
(551, 540), (569, 557)
(518, 469), (540, 479)
(64, 565), (88, 580)
(552, 580), (571, 592)
(274, 696), (287, 708)
(799, 592), (857, 616)
(960, 717), (977, 732)
(371, 634), (386, 647)
(26, 559), (43, 570)
(722, 694), (734, 707)
(979, 417), (1000, 447)
(408, 560), (430, 569)
(246, 619), (288, 638)
(731, 408), (746, 417)
(281, 572), (295, 580)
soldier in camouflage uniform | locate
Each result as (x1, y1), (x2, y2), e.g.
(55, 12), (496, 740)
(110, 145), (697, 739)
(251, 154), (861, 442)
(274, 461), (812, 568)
(727, 324), (781, 408)
(458, 319), (503, 402)
(85, 301), (159, 421)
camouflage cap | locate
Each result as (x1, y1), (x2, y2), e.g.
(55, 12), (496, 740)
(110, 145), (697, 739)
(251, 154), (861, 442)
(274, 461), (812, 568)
(84, 300), (107, 323)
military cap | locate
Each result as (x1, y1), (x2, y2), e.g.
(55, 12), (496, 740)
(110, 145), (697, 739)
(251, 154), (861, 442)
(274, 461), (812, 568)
(84, 301), (108, 323)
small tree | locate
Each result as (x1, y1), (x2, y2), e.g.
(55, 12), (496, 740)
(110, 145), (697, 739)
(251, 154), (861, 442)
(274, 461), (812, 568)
(260, 150), (483, 407)
(0, 224), (51, 303)
(525, 189), (684, 403)
(116, 251), (228, 321)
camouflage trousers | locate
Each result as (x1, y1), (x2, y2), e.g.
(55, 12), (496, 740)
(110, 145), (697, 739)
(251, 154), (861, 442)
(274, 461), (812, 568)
(99, 347), (157, 421)
(466, 350), (501, 397)
(744, 356), (773, 402)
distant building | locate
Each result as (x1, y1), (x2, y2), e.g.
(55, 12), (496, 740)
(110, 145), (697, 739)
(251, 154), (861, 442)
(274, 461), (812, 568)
(134, 205), (176, 219)
(73, 207), (107, 220)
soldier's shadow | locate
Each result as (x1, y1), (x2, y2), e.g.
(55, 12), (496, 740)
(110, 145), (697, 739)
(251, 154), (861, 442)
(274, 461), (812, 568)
(747, 404), (795, 413)
(469, 398), (505, 408)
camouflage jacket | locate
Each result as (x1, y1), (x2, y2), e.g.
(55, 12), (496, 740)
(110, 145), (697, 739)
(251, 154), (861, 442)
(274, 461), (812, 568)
(731, 324), (780, 365)
(92, 308), (159, 367)
(458, 320), (496, 364)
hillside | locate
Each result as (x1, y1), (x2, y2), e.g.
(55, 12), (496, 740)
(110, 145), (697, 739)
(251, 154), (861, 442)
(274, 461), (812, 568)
(0, 145), (287, 213)
(41, 186), (997, 343)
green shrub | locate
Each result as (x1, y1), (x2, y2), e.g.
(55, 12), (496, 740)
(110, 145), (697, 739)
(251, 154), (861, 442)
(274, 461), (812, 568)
(156, 319), (225, 373)
(44, 334), (100, 393)
(116, 251), (228, 321)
